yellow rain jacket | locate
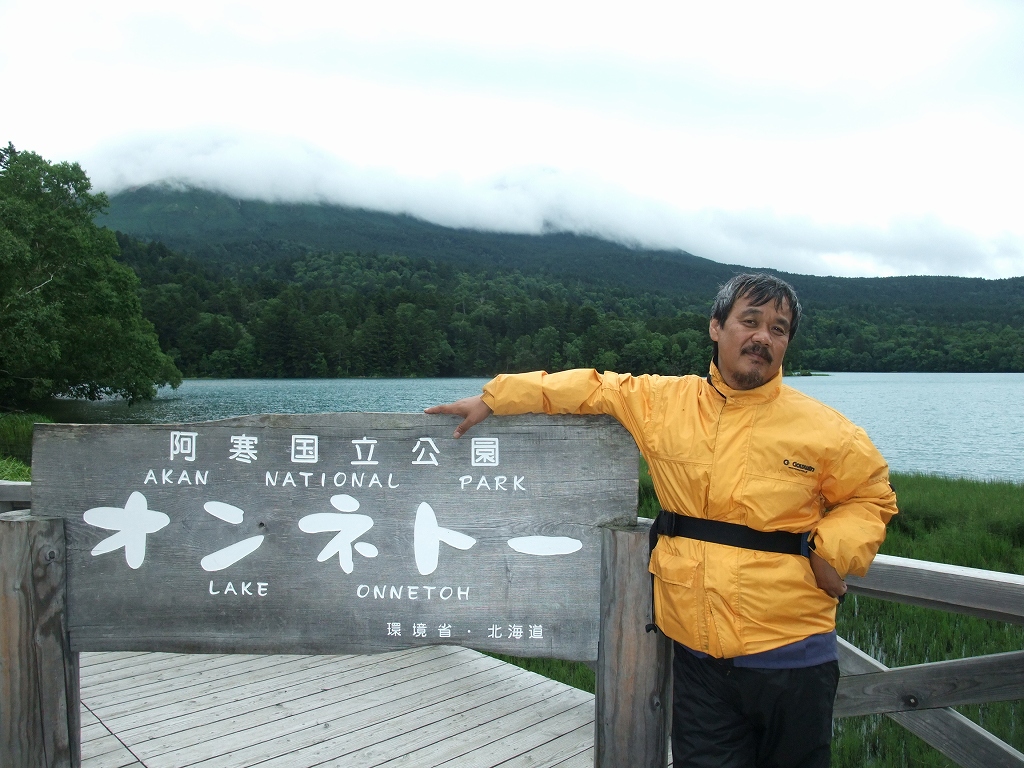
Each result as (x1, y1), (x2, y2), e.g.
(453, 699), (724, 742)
(481, 363), (897, 658)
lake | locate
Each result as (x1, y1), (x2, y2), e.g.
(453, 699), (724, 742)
(44, 373), (1024, 484)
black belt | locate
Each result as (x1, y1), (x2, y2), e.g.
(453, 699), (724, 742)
(649, 511), (811, 557)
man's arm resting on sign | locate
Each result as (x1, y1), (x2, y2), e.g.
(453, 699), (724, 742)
(425, 395), (493, 438)
(425, 369), (614, 439)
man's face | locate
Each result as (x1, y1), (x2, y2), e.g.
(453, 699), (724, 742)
(709, 293), (792, 390)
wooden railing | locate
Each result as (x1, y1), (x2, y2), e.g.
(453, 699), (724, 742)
(2, 477), (1023, 766)
(0, 479), (31, 513)
(838, 555), (1024, 766)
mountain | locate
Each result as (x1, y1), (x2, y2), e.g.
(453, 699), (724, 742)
(99, 185), (1024, 323)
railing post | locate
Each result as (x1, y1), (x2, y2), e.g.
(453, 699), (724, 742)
(0, 512), (80, 768)
(595, 518), (671, 767)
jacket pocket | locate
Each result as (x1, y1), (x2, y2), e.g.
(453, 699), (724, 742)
(649, 544), (700, 587)
(648, 543), (703, 645)
(741, 473), (821, 530)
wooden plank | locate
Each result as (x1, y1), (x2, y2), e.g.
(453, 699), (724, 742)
(81, 653), (262, 694)
(102, 651), (426, 737)
(31, 415), (639, 661)
(116, 648), (509, 763)
(79, 731), (133, 762)
(0, 512), (79, 768)
(847, 554), (1024, 624)
(837, 638), (1024, 768)
(271, 676), (572, 768)
(430, 700), (595, 767)
(79, 732), (141, 768)
(110, 651), (505, 765)
(80, 722), (110, 745)
(486, 722), (594, 768)
(76, 648), (609, 768)
(79, 651), (151, 669)
(836, 649), (1024, 716)
(83, 650), (431, 718)
(595, 519), (671, 768)
(87, 647), (457, 733)
(156, 657), (549, 768)
(368, 687), (591, 767)
(555, 749), (599, 768)
(79, 707), (100, 730)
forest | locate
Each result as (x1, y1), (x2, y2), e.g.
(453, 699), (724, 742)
(115, 232), (1024, 381)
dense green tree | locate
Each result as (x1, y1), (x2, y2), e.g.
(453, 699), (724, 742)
(109, 224), (1024, 380)
(0, 145), (180, 405)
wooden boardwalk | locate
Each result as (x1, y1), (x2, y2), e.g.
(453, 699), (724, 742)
(79, 646), (597, 768)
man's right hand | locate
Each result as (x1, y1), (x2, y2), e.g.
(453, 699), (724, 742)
(424, 395), (493, 438)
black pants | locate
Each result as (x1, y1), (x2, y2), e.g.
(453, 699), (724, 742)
(672, 642), (840, 768)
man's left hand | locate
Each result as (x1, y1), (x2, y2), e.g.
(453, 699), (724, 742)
(810, 551), (847, 599)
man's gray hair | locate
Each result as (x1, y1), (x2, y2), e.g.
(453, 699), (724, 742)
(710, 273), (802, 340)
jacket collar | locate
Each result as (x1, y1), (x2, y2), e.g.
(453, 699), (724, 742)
(707, 360), (783, 405)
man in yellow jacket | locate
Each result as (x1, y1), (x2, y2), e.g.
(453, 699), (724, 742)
(427, 273), (897, 768)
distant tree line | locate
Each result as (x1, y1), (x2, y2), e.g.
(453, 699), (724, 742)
(116, 235), (1024, 379)
(791, 309), (1024, 373)
(115, 236), (715, 378)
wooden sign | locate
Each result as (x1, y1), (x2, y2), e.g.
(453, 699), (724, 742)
(31, 414), (639, 661)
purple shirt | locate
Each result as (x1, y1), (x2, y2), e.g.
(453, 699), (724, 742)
(684, 630), (838, 669)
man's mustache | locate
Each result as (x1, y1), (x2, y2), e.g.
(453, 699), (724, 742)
(742, 343), (773, 363)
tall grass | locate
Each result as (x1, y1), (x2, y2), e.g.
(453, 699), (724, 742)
(0, 455), (31, 481)
(0, 412), (52, 465)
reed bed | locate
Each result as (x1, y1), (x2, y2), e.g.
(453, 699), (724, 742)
(0, 412), (51, 466)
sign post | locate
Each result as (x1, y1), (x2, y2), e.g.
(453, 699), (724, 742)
(0, 511), (79, 768)
(7, 412), (669, 766)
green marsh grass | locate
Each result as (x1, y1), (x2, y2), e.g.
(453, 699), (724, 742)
(0, 455), (31, 481)
(0, 412), (52, 465)
(502, 464), (1024, 767)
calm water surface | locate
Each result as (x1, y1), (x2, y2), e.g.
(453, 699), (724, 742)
(46, 379), (492, 424)
(785, 372), (1024, 483)
(47, 373), (1024, 483)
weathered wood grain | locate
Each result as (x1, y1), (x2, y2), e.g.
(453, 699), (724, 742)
(835, 649), (1024, 716)
(112, 648), (500, 761)
(31, 414), (639, 661)
(595, 519), (671, 768)
(492, 723), (594, 768)
(847, 553), (1024, 624)
(837, 638), (1024, 768)
(77, 647), (597, 768)
(151, 660), (557, 767)
(434, 702), (594, 767)
(0, 512), (80, 768)
(368, 688), (592, 767)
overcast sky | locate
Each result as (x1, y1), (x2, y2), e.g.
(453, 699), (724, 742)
(4, 1), (1023, 278)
